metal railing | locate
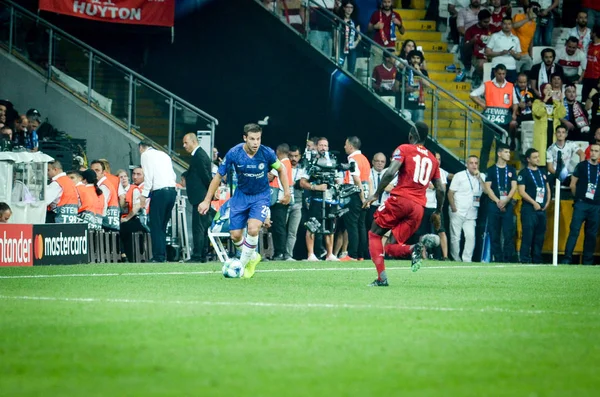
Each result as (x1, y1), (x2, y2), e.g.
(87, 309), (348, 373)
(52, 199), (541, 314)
(259, 0), (507, 164)
(0, 0), (218, 165)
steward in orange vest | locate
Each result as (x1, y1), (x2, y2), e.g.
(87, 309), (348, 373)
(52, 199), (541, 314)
(47, 161), (79, 224)
(98, 175), (120, 231)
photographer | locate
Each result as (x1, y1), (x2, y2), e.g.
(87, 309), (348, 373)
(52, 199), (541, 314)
(299, 137), (339, 262)
(341, 136), (372, 261)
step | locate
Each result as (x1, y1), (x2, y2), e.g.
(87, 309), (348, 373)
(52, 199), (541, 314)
(424, 109), (481, 120)
(422, 52), (454, 62)
(437, 138), (483, 151)
(435, 119), (484, 130)
(395, 9), (426, 19)
(436, 128), (483, 140)
(425, 62), (453, 72)
(395, 0), (426, 9)
(403, 20), (437, 31)
(400, 41), (448, 53)
(426, 71), (456, 82)
(397, 30), (443, 42)
(436, 81), (475, 91)
(437, 100), (482, 111)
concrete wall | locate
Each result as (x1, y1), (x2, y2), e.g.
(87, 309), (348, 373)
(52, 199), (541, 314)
(0, 49), (185, 176)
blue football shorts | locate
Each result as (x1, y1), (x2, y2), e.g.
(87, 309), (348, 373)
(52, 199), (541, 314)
(228, 190), (271, 231)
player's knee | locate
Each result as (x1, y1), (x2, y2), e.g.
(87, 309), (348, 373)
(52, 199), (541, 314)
(247, 225), (260, 236)
(230, 230), (243, 242)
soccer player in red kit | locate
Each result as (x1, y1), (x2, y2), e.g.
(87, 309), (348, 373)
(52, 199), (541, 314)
(363, 122), (446, 287)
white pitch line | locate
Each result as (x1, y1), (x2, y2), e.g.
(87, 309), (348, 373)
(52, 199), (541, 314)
(0, 264), (549, 280)
(0, 294), (592, 316)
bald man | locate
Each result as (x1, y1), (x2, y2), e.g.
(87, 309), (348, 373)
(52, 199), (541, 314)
(183, 133), (213, 262)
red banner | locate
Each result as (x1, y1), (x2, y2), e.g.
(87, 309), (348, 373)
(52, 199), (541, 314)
(0, 225), (33, 267)
(39, 0), (175, 27)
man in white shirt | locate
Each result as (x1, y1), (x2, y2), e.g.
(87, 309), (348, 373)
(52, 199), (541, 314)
(139, 140), (177, 262)
(556, 37), (588, 84)
(447, 155), (486, 262)
(546, 125), (585, 186)
(568, 11), (592, 55)
(485, 16), (522, 82)
(448, 0), (472, 49)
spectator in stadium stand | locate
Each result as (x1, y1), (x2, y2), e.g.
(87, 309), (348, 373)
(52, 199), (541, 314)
(120, 167), (148, 263)
(182, 133), (213, 263)
(139, 140), (177, 263)
(68, 170), (102, 230)
(91, 160), (120, 232)
(550, 73), (564, 101)
(464, 10), (493, 83)
(584, 79), (600, 132)
(561, 143), (600, 265)
(304, 0), (337, 58)
(0, 100), (17, 130)
(517, 148), (550, 264)
(98, 158), (121, 194)
(485, 16), (522, 83)
(546, 124), (585, 187)
(528, 48), (565, 98)
(284, 145), (303, 261)
(0, 126), (12, 152)
(582, 26), (600, 102)
(25, 109), (42, 143)
(585, 127), (600, 159)
(489, 0), (511, 32)
(532, 83), (567, 164)
(556, 37), (587, 85)
(268, 143), (293, 261)
(470, 64), (518, 171)
(582, 0), (600, 29)
(45, 161), (79, 224)
(532, 0), (558, 47)
(447, 0), (471, 48)
(511, 72), (535, 149)
(368, 0), (404, 66)
(483, 143), (517, 263)
(0, 102), (6, 129)
(0, 202), (11, 223)
(561, 83), (591, 141)
(447, 155), (486, 262)
(341, 136), (371, 261)
(457, 0), (482, 40)
(399, 50), (429, 123)
(372, 52), (398, 96)
(11, 114), (37, 152)
(512, 2), (538, 73)
(211, 147), (221, 177)
(336, 0), (361, 75)
(568, 11), (592, 55)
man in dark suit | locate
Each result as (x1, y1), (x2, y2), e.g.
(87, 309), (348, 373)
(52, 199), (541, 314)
(183, 133), (213, 262)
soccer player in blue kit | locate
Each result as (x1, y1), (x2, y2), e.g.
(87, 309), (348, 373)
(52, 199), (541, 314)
(198, 123), (291, 278)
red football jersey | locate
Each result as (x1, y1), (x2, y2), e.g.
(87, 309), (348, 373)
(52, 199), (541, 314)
(390, 144), (440, 207)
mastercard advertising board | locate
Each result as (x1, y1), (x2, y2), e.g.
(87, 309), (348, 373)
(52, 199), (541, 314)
(0, 224), (88, 266)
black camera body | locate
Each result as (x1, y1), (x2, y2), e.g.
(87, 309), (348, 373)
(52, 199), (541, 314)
(302, 150), (360, 234)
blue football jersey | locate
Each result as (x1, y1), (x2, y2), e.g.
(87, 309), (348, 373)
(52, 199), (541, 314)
(218, 143), (279, 196)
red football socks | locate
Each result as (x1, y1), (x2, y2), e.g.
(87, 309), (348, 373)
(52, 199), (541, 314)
(368, 231), (386, 280)
(385, 243), (411, 258)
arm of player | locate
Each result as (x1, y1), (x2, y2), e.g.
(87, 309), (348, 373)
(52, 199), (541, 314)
(363, 160), (401, 208)
(198, 173), (223, 215)
(570, 175), (578, 197)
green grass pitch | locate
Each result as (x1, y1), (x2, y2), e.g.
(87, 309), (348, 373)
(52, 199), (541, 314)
(0, 261), (599, 397)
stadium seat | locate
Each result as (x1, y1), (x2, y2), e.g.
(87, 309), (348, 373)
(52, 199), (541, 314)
(512, 7), (524, 17)
(132, 231), (152, 263)
(520, 121), (535, 155)
(553, 28), (571, 48)
(208, 230), (231, 262)
(380, 95), (396, 108)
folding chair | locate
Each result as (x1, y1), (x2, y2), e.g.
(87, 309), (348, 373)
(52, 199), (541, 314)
(208, 230), (231, 263)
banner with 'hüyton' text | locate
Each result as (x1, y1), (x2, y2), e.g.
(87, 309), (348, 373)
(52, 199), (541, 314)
(39, 0), (175, 27)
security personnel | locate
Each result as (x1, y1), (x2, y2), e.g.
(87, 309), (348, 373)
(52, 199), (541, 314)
(484, 143), (517, 263)
(342, 136), (372, 260)
(470, 63), (519, 171)
(46, 160), (79, 224)
(562, 143), (600, 265)
(518, 148), (551, 264)
(91, 160), (120, 232)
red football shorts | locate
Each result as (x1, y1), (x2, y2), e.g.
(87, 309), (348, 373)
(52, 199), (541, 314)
(374, 195), (425, 245)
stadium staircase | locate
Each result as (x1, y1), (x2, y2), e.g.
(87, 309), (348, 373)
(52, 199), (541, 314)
(0, 0), (217, 167)
(394, 0), (484, 159)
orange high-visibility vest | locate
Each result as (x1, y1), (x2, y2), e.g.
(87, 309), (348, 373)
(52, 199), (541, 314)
(483, 80), (514, 125)
(99, 177), (120, 230)
(49, 174), (79, 223)
(344, 152), (371, 198)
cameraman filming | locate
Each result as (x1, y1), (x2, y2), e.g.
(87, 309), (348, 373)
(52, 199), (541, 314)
(341, 137), (372, 261)
(299, 137), (339, 261)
